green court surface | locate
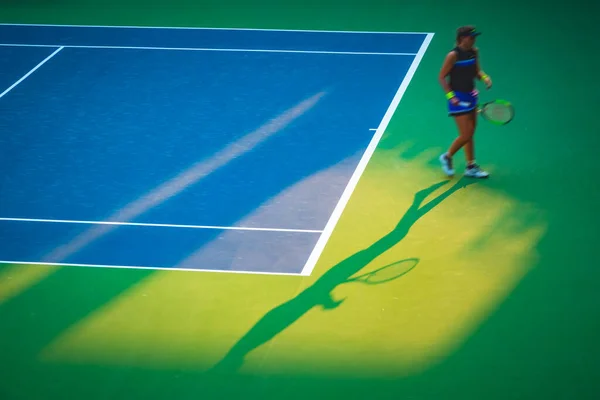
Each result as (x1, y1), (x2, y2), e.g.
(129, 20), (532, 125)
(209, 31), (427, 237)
(1, 1), (599, 399)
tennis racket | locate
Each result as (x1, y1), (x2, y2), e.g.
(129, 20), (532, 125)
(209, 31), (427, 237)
(478, 99), (514, 125)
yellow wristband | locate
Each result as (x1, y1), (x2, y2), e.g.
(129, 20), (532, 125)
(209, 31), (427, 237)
(445, 91), (455, 100)
(481, 74), (489, 80)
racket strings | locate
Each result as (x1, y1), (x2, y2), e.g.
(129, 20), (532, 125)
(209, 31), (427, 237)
(482, 102), (513, 124)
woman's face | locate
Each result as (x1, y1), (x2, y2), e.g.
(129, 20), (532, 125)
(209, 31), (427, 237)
(461, 35), (476, 49)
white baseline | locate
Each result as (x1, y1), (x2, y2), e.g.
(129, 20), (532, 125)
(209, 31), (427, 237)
(0, 22), (434, 35)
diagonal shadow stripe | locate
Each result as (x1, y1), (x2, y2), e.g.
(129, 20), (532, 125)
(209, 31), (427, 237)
(43, 91), (327, 264)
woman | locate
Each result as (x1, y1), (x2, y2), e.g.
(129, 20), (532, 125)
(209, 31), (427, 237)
(438, 26), (492, 178)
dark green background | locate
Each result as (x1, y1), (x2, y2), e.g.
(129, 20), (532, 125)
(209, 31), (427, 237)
(1, 1), (599, 398)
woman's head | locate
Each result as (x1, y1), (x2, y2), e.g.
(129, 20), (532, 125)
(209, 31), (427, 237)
(456, 26), (481, 48)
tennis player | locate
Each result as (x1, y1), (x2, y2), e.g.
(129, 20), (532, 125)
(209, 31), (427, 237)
(438, 26), (492, 178)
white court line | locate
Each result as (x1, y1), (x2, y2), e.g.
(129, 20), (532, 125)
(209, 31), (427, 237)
(0, 22), (434, 35)
(0, 260), (302, 276)
(0, 46), (63, 100)
(299, 32), (435, 277)
(0, 217), (322, 234)
(0, 43), (415, 56)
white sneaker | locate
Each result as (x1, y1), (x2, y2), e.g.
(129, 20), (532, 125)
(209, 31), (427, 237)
(439, 153), (454, 176)
(465, 164), (489, 178)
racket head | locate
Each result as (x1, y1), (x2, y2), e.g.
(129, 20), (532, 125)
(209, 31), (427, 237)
(349, 258), (419, 285)
(479, 99), (514, 125)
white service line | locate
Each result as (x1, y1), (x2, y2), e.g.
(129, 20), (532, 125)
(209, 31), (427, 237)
(299, 33), (435, 277)
(0, 217), (322, 234)
(0, 43), (415, 56)
(0, 46), (63, 100)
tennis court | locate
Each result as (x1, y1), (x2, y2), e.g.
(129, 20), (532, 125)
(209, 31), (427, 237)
(0, 24), (431, 276)
(1, 2), (599, 400)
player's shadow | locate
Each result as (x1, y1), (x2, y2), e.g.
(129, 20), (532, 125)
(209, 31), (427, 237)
(209, 176), (479, 373)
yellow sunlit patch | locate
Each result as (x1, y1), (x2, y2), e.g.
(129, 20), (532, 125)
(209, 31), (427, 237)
(40, 146), (545, 378)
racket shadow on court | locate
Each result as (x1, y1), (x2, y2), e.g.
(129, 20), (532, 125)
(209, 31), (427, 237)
(209, 176), (479, 373)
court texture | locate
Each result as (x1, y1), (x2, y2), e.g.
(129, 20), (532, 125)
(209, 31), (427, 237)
(1, 1), (599, 399)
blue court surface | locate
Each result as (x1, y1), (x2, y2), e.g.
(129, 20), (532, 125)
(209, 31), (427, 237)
(0, 24), (432, 275)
